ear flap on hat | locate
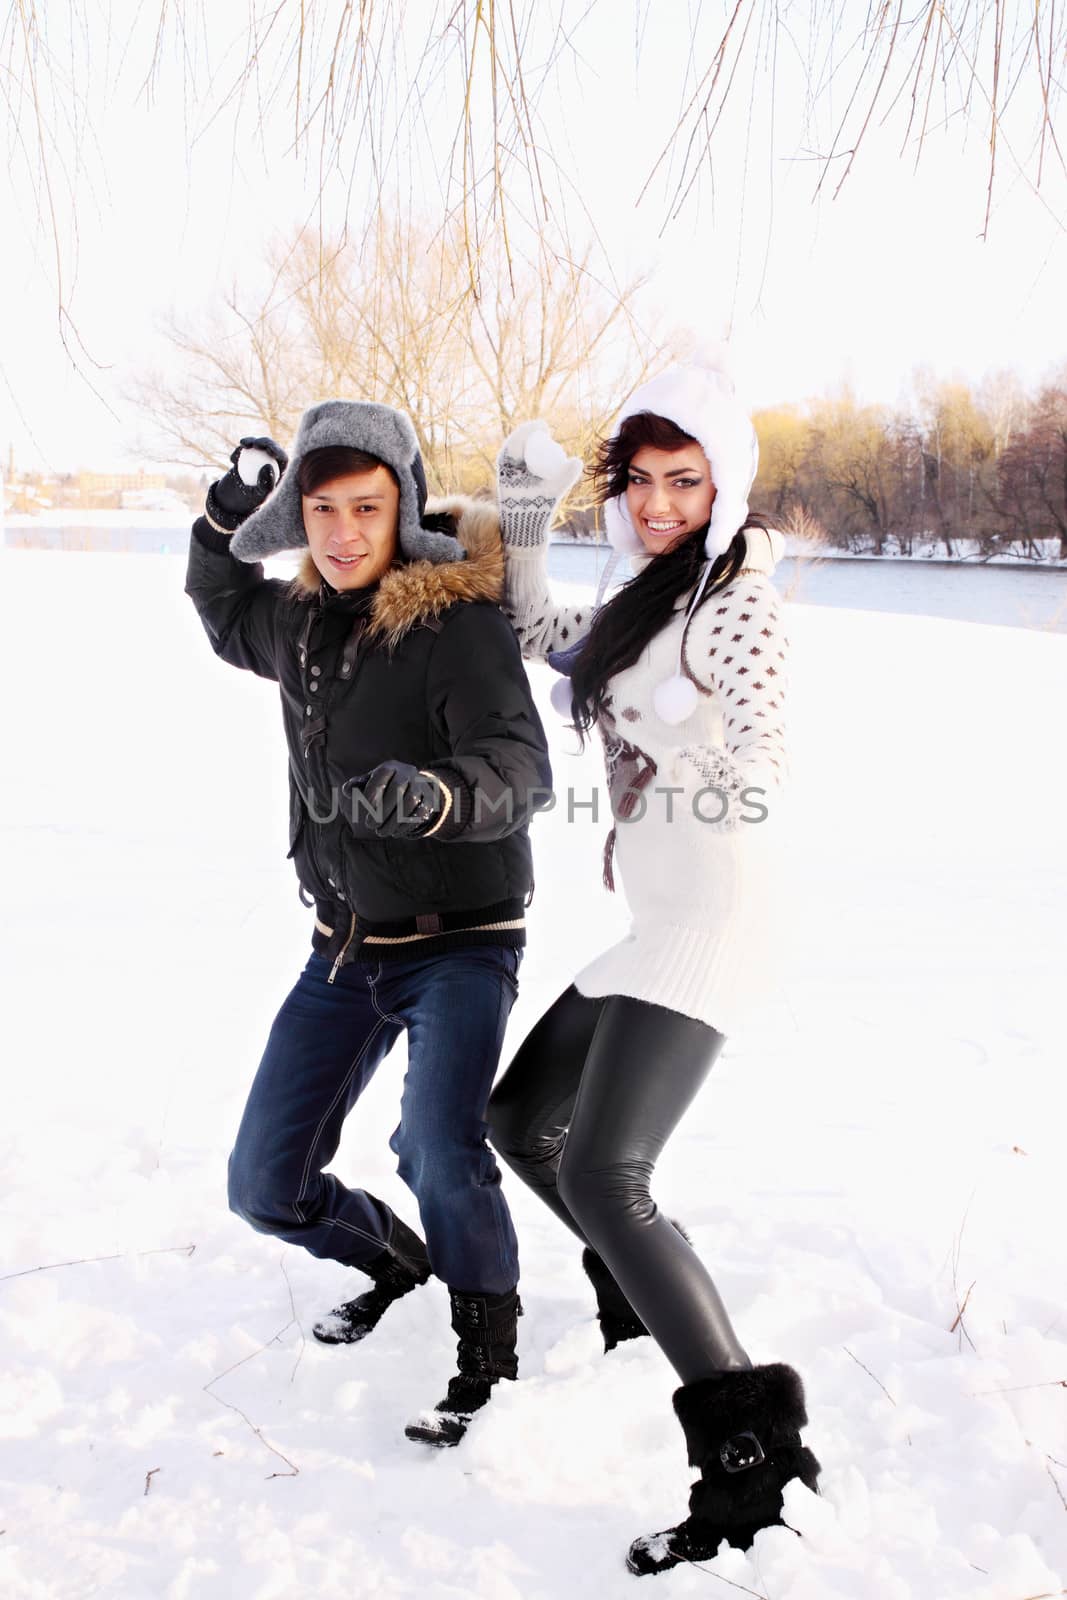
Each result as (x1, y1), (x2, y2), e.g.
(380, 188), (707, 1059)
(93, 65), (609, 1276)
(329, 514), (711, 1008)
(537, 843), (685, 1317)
(230, 469), (303, 561)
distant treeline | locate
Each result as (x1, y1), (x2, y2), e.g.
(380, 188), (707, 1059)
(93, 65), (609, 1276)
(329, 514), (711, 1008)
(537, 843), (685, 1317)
(560, 376), (1067, 560)
(133, 225), (1065, 562)
(748, 376), (1067, 560)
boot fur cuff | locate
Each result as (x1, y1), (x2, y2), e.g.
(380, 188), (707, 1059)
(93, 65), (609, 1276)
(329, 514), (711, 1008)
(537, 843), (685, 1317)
(673, 1362), (809, 1464)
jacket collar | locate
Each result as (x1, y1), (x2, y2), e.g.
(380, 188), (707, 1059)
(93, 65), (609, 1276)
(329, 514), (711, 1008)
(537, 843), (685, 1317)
(291, 495), (504, 647)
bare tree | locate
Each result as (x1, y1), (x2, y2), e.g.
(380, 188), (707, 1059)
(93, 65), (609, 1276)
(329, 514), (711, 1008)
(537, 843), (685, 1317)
(132, 216), (677, 499)
(800, 395), (921, 554)
(913, 377), (996, 556)
(994, 383), (1067, 558)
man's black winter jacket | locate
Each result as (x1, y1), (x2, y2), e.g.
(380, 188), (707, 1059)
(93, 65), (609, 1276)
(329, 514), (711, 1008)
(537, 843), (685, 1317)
(185, 496), (552, 973)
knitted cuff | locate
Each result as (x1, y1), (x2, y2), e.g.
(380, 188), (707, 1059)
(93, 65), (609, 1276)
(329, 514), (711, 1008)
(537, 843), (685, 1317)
(502, 542), (553, 612)
(192, 514), (239, 557)
(204, 481), (248, 534)
(418, 766), (475, 841)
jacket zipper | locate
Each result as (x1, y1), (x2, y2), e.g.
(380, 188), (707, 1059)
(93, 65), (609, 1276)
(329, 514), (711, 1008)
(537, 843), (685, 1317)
(328, 911), (357, 984)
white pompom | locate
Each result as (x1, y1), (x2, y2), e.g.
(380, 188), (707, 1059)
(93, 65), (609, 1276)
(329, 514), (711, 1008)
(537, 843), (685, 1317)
(237, 446), (279, 489)
(524, 431), (567, 479)
(653, 674), (699, 724)
(549, 676), (574, 719)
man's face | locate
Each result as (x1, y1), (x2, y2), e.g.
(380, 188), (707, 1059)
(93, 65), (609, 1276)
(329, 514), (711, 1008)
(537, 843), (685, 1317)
(302, 466), (400, 589)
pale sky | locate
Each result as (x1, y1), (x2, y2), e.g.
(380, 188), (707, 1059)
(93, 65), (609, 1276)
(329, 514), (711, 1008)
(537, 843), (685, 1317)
(2, 1), (1063, 475)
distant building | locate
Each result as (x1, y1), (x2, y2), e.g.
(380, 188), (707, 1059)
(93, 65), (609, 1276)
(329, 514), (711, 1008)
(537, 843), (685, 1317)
(5, 483), (55, 515)
(120, 486), (191, 513)
(78, 469), (167, 507)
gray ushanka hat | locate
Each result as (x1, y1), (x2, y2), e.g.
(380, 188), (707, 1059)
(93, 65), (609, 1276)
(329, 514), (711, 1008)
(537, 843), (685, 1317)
(230, 399), (466, 565)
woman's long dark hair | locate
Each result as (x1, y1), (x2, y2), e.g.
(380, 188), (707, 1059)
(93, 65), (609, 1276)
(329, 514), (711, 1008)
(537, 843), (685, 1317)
(569, 411), (766, 741)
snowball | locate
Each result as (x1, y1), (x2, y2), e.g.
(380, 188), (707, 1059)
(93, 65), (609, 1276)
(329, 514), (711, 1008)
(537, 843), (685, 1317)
(237, 447), (279, 489)
(524, 432), (568, 479)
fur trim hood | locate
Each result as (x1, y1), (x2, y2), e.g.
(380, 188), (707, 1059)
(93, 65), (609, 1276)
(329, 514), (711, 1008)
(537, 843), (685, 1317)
(292, 495), (504, 648)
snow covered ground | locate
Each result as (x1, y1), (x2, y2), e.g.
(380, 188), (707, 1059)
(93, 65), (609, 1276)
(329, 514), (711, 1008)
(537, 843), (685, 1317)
(1, 549), (1065, 1600)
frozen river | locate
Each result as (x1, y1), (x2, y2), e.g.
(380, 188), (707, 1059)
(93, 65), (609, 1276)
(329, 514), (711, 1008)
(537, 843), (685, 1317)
(547, 540), (1067, 634)
(5, 521), (1066, 632)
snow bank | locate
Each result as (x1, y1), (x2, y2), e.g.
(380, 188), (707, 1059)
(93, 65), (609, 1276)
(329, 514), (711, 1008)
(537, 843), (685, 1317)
(0, 550), (1064, 1598)
(781, 533), (1067, 567)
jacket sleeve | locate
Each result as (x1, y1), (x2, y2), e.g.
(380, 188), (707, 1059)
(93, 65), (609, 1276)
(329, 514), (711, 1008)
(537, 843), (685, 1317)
(419, 602), (555, 842)
(501, 544), (593, 661)
(184, 517), (289, 681)
(673, 577), (789, 829)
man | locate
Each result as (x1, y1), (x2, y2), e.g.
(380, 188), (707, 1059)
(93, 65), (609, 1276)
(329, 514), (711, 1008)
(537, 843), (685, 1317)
(185, 400), (551, 1445)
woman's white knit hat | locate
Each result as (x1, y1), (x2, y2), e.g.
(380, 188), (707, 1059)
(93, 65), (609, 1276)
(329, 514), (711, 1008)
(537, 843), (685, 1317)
(603, 362), (760, 560)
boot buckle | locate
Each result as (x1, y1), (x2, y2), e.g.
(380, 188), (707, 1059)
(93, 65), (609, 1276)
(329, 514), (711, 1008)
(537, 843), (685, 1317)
(719, 1431), (765, 1474)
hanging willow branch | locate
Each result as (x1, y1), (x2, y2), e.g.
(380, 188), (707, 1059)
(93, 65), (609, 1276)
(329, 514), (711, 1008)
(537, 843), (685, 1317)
(2, 0), (1064, 386)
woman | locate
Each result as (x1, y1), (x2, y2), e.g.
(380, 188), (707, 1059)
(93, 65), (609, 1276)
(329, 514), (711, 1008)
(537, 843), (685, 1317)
(185, 399), (552, 1446)
(488, 366), (821, 1573)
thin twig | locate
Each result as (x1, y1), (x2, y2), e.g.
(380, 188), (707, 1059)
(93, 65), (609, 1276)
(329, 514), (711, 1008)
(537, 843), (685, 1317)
(1047, 1463), (1067, 1514)
(143, 1468), (160, 1496)
(279, 1255), (306, 1386)
(203, 1383), (300, 1481)
(981, 0), (1003, 241)
(677, 1557), (770, 1598)
(832, 0), (907, 201)
(203, 1317), (301, 1480)
(950, 1279), (976, 1334)
(970, 1380), (1067, 1396)
(950, 1194), (978, 1353)
(0, 1244), (196, 1284)
(843, 1345), (897, 1406)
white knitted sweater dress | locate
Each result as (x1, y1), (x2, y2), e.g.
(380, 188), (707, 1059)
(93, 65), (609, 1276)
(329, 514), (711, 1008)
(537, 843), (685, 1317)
(503, 530), (789, 1037)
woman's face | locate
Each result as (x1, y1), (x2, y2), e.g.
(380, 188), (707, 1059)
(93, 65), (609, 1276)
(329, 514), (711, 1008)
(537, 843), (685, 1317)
(302, 466), (400, 589)
(625, 443), (716, 556)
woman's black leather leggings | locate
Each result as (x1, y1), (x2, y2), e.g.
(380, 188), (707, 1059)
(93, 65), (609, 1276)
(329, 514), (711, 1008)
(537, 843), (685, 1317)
(487, 986), (751, 1383)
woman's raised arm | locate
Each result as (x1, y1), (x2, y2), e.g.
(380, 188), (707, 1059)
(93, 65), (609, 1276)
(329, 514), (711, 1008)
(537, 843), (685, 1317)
(495, 421), (593, 661)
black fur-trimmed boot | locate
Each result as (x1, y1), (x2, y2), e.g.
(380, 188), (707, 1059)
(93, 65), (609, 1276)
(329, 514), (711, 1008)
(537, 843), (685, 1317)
(582, 1220), (692, 1352)
(626, 1363), (821, 1577)
(404, 1286), (520, 1447)
(312, 1213), (431, 1346)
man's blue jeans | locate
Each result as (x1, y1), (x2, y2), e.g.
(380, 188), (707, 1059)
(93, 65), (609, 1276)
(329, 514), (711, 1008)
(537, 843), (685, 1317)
(227, 945), (522, 1294)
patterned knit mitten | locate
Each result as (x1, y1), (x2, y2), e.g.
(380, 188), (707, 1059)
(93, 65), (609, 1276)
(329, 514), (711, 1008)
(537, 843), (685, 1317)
(496, 420), (583, 553)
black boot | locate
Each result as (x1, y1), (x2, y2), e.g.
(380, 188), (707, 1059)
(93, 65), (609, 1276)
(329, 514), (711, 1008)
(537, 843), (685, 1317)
(626, 1363), (821, 1577)
(312, 1213), (431, 1346)
(404, 1286), (520, 1447)
(582, 1219), (692, 1352)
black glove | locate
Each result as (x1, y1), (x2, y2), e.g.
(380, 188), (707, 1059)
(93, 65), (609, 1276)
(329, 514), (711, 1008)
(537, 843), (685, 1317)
(204, 436), (289, 533)
(342, 761), (446, 839)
